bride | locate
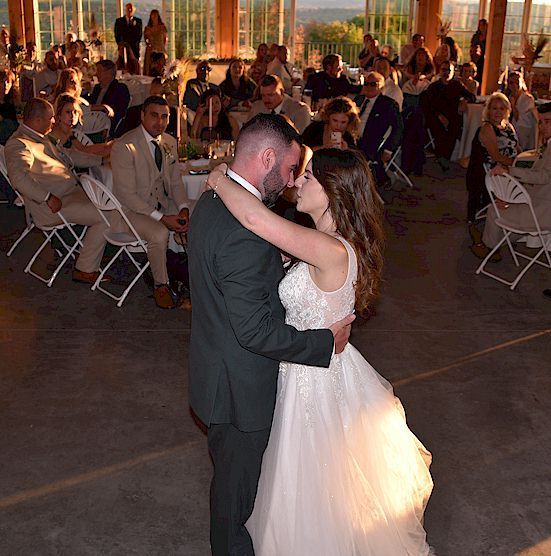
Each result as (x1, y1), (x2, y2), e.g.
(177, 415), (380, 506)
(207, 147), (434, 555)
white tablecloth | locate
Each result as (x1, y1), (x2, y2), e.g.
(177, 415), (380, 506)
(119, 75), (154, 107)
(451, 103), (484, 164)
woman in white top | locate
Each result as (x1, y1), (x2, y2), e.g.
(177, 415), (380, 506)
(507, 71), (537, 150)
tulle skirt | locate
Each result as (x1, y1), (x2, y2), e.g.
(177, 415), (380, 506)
(246, 344), (434, 556)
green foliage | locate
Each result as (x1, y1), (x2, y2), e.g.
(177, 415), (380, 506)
(306, 20), (364, 45)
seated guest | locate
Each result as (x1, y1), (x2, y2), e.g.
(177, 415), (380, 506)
(304, 54), (361, 105)
(253, 43), (268, 72)
(21, 50), (60, 97)
(301, 96), (359, 150)
(444, 36), (461, 65)
(358, 34), (379, 70)
(219, 58), (257, 110)
(248, 60), (266, 85)
(0, 68), (18, 145)
(433, 43), (451, 74)
(89, 59), (131, 137)
(117, 78), (178, 137)
(190, 88), (238, 142)
(248, 74), (311, 134)
(266, 45), (300, 94)
(458, 62), (479, 96)
(266, 43), (279, 64)
(374, 57), (403, 111)
(400, 33), (425, 65)
(466, 92), (520, 259)
(354, 71), (403, 187)
(116, 42), (140, 75)
(50, 68), (83, 104)
(111, 95), (190, 309)
(480, 103), (551, 256)
(48, 94), (112, 160)
(380, 44), (397, 64)
(402, 46), (434, 83)
(507, 71), (538, 151)
(147, 51), (167, 78)
(5, 98), (108, 284)
(62, 32), (77, 56)
(183, 61), (219, 112)
(421, 61), (476, 172)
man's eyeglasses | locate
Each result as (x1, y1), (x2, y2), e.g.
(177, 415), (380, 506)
(365, 81), (379, 87)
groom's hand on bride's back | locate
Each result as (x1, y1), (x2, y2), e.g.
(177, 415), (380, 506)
(329, 314), (355, 354)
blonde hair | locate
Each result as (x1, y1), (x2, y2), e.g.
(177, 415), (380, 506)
(54, 93), (83, 124)
(482, 92), (511, 124)
(319, 96), (360, 138)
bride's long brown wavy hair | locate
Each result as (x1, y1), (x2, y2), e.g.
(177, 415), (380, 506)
(311, 148), (384, 313)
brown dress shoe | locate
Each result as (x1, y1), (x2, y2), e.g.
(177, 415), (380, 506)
(154, 285), (179, 309)
(72, 269), (112, 284)
(179, 298), (192, 311)
(470, 243), (502, 263)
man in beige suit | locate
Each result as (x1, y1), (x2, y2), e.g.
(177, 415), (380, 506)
(111, 95), (190, 309)
(478, 103), (551, 252)
(247, 75), (311, 133)
(5, 98), (108, 283)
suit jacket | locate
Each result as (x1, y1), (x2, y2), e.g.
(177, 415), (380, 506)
(183, 79), (219, 112)
(114, 16), (143, 59)
(305, 71), (360, 102)
(356, 93), (403, 156)
(248, 96), (312, 134)
(5, 125), (101, 223)
(89, 79), (131, 136)
(188, 190), (333, 432)
(110, 125), (189, 216)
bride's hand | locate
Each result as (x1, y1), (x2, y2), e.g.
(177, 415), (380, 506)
(206, 163), (228, 191)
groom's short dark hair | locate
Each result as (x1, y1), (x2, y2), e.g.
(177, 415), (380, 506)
(235, 113), (302, 159)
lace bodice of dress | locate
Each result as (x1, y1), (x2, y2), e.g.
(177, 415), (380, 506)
(279, 236), (357, 330)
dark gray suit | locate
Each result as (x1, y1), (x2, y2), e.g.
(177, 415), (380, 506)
(188, 189), (333, 555)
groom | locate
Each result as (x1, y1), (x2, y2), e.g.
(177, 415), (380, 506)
(188, 114), (354, 556)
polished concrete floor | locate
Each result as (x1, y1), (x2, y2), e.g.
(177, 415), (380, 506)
(0, 161), (550, 556)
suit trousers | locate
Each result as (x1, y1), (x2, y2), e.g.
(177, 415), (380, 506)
(207, 423), (271, 556)
(117, 211), (170, 285)
(482, 195), (551, 248)
(31, 188), (108, 273)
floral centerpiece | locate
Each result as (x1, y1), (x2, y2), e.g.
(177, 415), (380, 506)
(162, 57), (194, 153)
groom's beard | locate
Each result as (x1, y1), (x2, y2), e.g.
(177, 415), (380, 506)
(262, 163), (285, 208)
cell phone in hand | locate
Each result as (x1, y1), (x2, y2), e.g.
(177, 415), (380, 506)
(330, 131), (342, 146)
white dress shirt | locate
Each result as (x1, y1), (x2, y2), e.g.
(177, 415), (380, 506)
(226, 168), (262, 200)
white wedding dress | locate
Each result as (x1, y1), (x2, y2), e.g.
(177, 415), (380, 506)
(246, 237), (434, 555)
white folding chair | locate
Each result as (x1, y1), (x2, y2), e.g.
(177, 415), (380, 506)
(0, 145), (36, 256)
(385, 146), (414, 188)
(81, 110), (111, 137)
(424, 128), (436, 151)
(80, 174), (150, 307)
(24, 216), (87, 287)
(376, 126), (413, 188)
(475, 172), (551, 290)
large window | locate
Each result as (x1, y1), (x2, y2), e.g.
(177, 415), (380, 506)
(239, 0), (289, 58)
(443, 0), (551, 68)
(365, 0), (411, 53)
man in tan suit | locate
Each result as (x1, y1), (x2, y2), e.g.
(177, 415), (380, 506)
(247, 75), (311, 134)
(479, 103), (551, 251)
(111, 95), (190, 309)
(5, 97), (108, 283)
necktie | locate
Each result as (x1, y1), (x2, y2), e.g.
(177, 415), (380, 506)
(359, 98), (370, 116)
(271, 109), (276, 115)
(538, 142), (547, 159)
(152, 140), (162, 171)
